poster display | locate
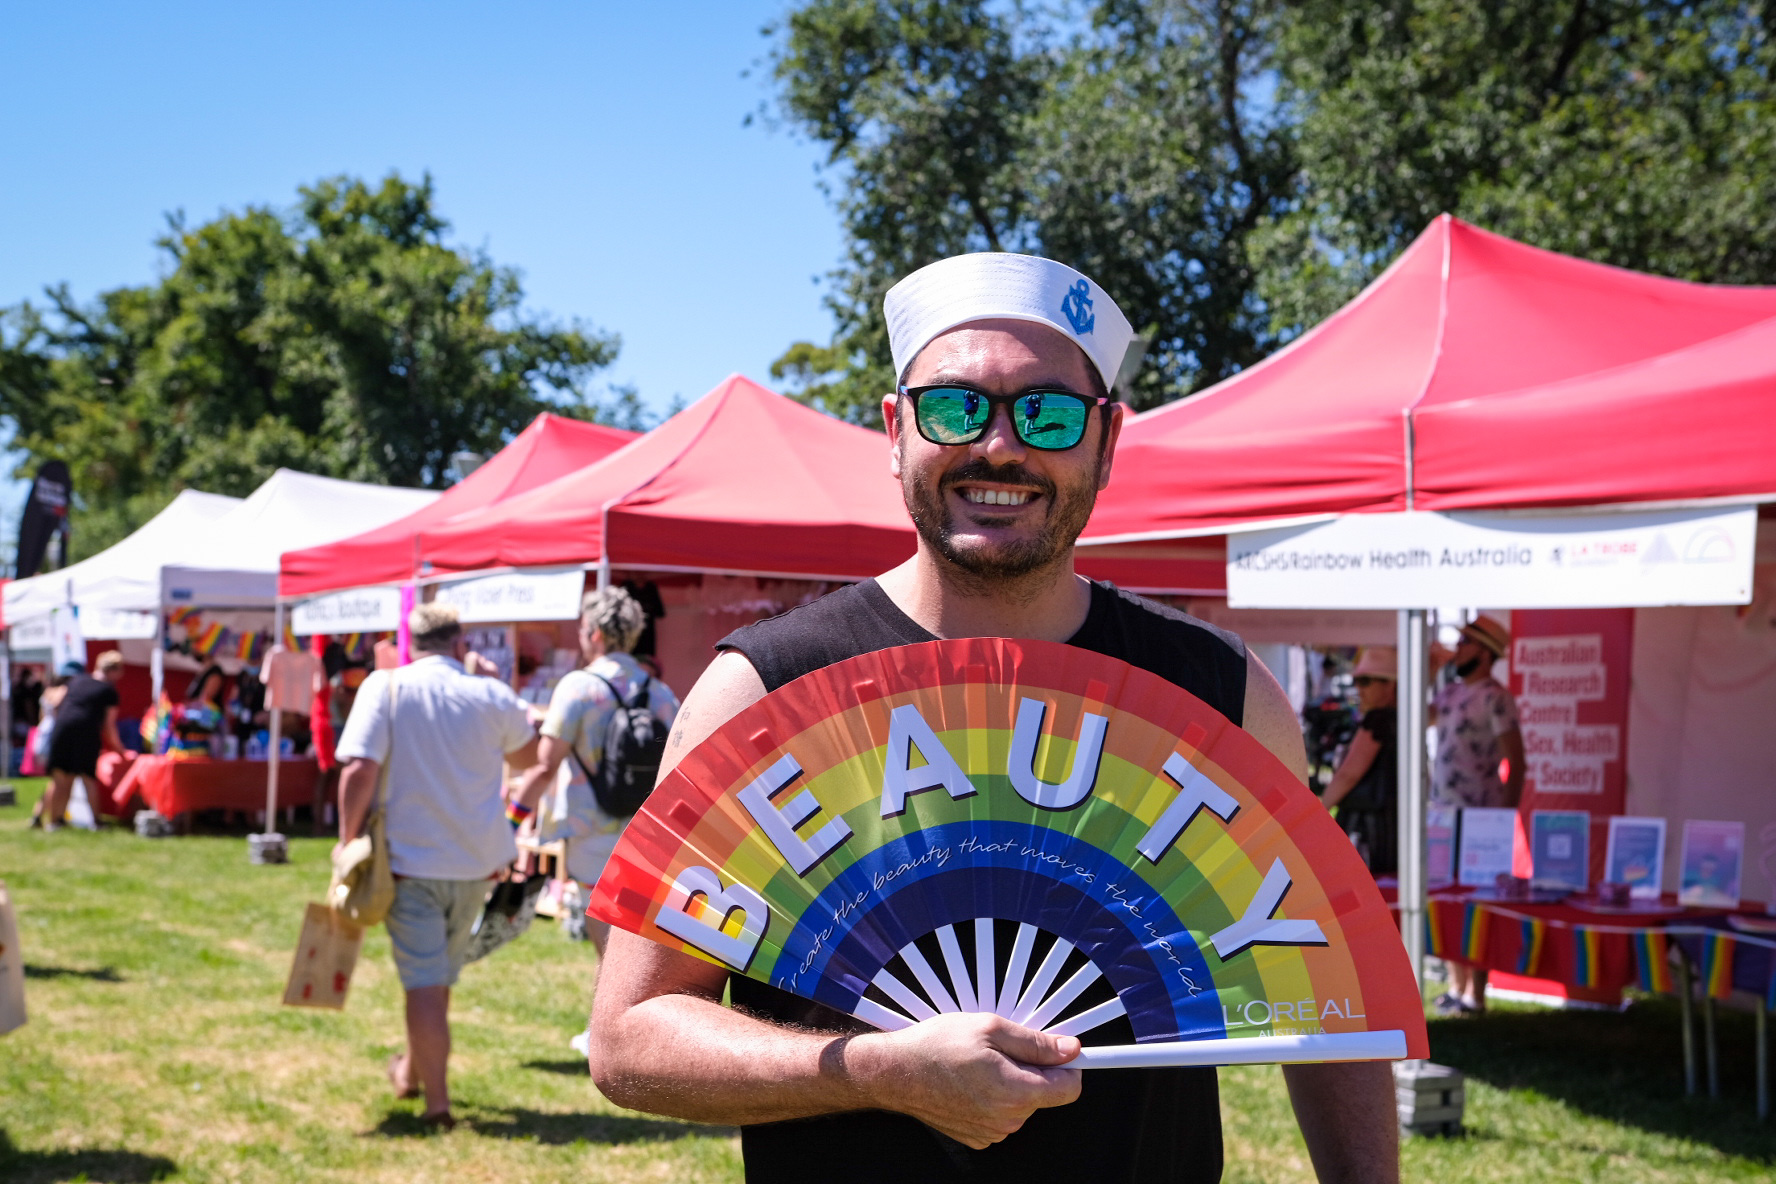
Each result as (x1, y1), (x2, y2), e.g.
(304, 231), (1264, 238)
(1426, 805), (1457, 890)
(1530, 811), (1590, 892)
(1510, 609), (1634, 888)
(1457, 808), (1518, 888)
(1604, 816), (1667, 899)
(1679, 821), (1745, 907)
(592, 638), (1428, 1066)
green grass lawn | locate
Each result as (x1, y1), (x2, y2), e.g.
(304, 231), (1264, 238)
(2, 776), (1773, 1182)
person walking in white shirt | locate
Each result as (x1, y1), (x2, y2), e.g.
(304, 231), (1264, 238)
(334, 603), (537, 1129)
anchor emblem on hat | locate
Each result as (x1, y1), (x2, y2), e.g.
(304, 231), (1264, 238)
(1060, 279), (1095, 335)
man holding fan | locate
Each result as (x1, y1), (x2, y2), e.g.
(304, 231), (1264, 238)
(587, 254), (1396, 1182)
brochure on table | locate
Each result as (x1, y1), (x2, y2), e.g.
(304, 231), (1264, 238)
(1604, 816), (1667, 900)
(1530, 810), (1590, 892)
(1426, 805), (1457, 889)
(1457, 808), (1518, 888)
(1679, 820), (1745, 907)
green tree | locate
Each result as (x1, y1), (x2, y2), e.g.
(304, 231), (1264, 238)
(769, 1), (1776, 413)
(765, 0), (1294, 420)
(1259, 0), (1776, 329)
(0, 173), (624, 559)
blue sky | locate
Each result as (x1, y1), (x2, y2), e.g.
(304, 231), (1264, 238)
(1, 2), (845, 547)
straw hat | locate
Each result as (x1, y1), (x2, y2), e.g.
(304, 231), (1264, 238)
(1352, 647), (1397, 680)
(1458, 615), (1510, 658)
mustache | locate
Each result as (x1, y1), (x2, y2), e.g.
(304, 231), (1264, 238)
(939, 460), (1056, 499)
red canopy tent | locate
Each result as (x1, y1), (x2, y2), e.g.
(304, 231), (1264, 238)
(280, 412), (636, 596)
(408, 375), (917, 582)
(1082, 215), (1776, 548)
(1413, 312), (1776, 511)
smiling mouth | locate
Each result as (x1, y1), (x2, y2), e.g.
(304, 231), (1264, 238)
(959, 487), (1036, 507)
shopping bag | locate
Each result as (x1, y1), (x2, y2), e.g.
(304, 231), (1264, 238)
(0, 881), (26, 1034)
(283, 902), (365, 1010)
(462, 875), (546, 965)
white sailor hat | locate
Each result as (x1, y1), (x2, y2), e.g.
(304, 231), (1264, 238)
(883, 253), (1136, 391)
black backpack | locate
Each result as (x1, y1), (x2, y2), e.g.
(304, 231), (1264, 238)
(570, 674), (668, 817)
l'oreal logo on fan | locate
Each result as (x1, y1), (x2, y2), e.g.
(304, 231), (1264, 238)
(1223, 997), (1366, 1029)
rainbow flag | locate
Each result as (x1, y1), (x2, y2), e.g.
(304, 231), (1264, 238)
(167, 605), (200, 628)
(1573, 927), (1602, 989)
(1633, 930), (1672, 994)
(1425, 907), (1447, 959)
(234, 630), (259, 664)
(1516, 917), (1546, 976)
(282, 620), (299, 652)
(1461, 902), (1490, 962)
(190, 621), (224, 658)
(1703, 932), (1736, 999)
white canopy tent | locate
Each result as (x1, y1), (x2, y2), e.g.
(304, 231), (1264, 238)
(3, 489), (242, 630)
(157, 469), (439, 613)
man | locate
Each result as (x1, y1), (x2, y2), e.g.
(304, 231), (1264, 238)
(509, 585), (681, 957)
(334, 603), (537, 1129)
(36, 652), (126, 830)
(1429, 614), (1523, 1016)
(587, 253), (1397, 1182)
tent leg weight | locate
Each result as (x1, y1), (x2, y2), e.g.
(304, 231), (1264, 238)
(1394, 1060), (1464, 1138)
(248, 833), (289, 865)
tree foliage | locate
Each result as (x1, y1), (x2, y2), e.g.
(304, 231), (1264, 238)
(1, 173), (625, 559)
(768, 0), (1291, 420)
(768, 0), (1776, 419)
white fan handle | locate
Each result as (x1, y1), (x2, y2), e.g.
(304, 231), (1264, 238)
(1071, 1030), (1407, 1069)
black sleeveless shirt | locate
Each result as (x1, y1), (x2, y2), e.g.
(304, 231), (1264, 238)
(716, 579), (1248, 1184)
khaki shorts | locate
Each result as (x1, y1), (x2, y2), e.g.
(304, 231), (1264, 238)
(385, 876), (490, 990)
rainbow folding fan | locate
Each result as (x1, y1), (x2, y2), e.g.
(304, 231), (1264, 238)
(590, 638), (1428, 1067)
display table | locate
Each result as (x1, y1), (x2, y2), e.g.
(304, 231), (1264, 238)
(1425, 888), (1710, 998)
(111, 755), (318, 818)
(1412, 886), (1776, 1116)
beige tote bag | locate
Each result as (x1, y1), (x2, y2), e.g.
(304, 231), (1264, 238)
(328, 673), (396, 926)
(0, 881), (26, 1035)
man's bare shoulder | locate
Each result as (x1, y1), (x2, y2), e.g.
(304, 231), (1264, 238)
(659, 650), (768, 778)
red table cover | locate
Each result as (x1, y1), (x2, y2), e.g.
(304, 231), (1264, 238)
(112, 756), (318, 817)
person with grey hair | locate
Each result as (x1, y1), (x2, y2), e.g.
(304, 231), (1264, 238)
(508, 586), (679, 1050)
(334, 602), (538, 1129)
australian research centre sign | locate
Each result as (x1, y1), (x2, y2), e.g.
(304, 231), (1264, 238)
(1226, 506), (1756, 610)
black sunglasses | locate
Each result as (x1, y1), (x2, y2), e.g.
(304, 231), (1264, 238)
(898, 384), (1110, 451)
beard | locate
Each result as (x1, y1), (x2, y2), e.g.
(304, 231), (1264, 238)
(900, 447), (1105, 580)
(1455, 656), (1483, 678)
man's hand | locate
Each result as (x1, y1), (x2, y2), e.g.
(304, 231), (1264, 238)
(849, 1013), (1081, 1149)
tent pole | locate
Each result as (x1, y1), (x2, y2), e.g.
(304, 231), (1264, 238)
(150, 637), (164, 703)
(1397, 608), (1429, 993)
(597, 504), (612, 591)
(1, 630), (12, 785)
(265, 600), (283, 837)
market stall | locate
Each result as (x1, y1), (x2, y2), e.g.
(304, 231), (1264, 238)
(1074, 217), (1776, 1102)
